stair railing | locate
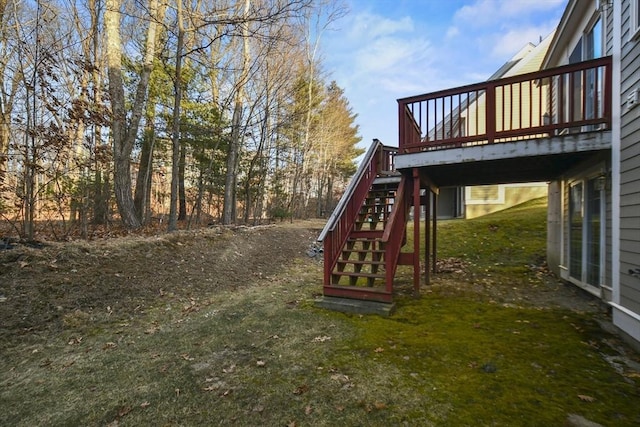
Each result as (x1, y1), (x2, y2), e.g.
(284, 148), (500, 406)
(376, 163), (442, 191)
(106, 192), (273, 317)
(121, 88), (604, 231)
(318, 139), (390, 288)
(381, 174), (410, 292)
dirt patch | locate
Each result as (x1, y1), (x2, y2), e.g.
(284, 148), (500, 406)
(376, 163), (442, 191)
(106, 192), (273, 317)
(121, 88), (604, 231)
(0, 223), (322, 343)
(433, 257), (607, 314)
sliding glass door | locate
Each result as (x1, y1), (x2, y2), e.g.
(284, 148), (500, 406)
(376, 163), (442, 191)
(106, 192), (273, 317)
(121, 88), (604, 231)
(568, 177), (603, 287)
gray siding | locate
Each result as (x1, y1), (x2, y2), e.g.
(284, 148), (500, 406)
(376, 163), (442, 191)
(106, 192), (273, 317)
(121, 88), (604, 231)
(619, 0), (640, 315)
(605, 2), (615, 296)
(606, 166), (613, 296)
(606, 6), (614, 55)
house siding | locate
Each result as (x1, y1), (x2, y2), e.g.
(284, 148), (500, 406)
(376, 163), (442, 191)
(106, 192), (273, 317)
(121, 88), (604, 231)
(542, 1), (616, 299)
(606, 6), (614, 55)
(619, 0), (640, 317)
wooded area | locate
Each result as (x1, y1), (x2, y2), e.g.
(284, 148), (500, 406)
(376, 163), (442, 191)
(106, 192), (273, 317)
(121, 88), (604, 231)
(0, 0), (363, 239)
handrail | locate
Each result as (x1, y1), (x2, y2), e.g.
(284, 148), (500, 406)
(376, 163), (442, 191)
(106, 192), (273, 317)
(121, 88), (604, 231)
(318, 139), (397, 290)
(318, 139), (383, 242)
(381, 174), (409, 291)
(398, 56), (612, 152)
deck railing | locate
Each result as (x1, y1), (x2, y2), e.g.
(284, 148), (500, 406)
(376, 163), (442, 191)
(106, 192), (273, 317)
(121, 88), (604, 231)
(398, 56), (612, 153)
(318, 140), (397, 288)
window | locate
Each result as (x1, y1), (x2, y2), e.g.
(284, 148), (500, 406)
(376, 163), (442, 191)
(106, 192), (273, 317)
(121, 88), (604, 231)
(569, 182), (583, 279)
(568, 176), (605, 288)
(585, 18), (604, 122)
(633, 0), (640, 40)
(585, 18), (603, 60)
(466, 185), (504, 205)
(563, 18), (603, 127)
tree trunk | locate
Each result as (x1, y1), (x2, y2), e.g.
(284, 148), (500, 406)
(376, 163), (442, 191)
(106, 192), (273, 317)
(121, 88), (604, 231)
(0, 0), (10, 202)
(168, 1), (185, 231)
(222, 0), (251, 225)
(223, 101), (241, 224)
(178, 140), (187, 220)
(105, 0), (165, 229)
(134, 124), (155, 224)
(93, 169), (109, 224)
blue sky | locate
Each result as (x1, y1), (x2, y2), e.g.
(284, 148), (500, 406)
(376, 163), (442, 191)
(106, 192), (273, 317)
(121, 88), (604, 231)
(322, 0), (569, 149)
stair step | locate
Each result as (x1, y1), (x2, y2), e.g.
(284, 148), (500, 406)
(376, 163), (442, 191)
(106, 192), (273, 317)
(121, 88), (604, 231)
(373, 176), (401, 185)
(332, 271), (386, 279)
(350, 230), (383, 239)
(343, 249), (385, 255)
(337, 259), (385, 266)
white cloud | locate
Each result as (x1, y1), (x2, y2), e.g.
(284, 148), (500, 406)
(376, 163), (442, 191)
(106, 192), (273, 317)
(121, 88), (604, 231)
(354, 37), (431, 73)
(323, 0), (569, 146)
(451, 0), (565, 59)
(446, 26), (460, 39)
(346, 12), (414, 41)
(455, 0), (567, 25)
(500, 0), (567, 16)
(490, 26), (556, 58)
(326, 10), (434, 93)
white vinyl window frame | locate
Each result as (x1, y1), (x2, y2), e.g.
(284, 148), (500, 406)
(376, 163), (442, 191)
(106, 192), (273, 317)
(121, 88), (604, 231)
(464, 185), (505, 205)
(632, 0), (640, 40)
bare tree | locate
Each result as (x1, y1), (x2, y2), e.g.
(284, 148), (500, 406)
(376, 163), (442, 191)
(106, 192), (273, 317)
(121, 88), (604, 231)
(0, 0), (18, 209)
(167, 0), (186, 231)
(105, 0), (167, 229)
(221, 0), (251, 225)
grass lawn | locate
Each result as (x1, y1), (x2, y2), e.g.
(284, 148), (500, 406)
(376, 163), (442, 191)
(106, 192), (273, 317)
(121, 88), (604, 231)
(1, 199), (639, 426)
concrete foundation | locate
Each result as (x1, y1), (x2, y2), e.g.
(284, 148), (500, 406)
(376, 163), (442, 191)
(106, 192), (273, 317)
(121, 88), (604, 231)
(314, 296), (396, 316)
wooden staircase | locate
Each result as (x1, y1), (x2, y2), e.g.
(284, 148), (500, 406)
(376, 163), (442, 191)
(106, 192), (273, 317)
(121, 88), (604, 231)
(331, 178), (399, 288)
(318, 140), (427, 305)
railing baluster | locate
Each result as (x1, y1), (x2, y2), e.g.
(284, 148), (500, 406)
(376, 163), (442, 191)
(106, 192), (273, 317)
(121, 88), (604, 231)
(397, 57), (611, 152)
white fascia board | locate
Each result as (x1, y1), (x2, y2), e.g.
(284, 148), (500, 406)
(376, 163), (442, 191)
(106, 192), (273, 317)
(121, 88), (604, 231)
(395, 133), (612, 169)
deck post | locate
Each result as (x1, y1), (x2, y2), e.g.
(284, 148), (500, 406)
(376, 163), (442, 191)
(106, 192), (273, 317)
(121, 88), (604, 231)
(486, 82), (496, 143)
(425, 188), (431, 285)
(432, 191), (438, 274)
(412, 168), (421, 296)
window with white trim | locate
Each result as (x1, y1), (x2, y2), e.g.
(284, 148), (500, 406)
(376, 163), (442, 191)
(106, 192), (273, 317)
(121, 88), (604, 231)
(633, 0), (640, 39)
(465, 185), (504, 205)
(567, 175), (606, 288)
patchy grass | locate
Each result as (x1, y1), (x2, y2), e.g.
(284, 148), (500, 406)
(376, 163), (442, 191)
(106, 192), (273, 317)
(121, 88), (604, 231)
(1, 203), (640, 426)
(435, 197), (548, 277)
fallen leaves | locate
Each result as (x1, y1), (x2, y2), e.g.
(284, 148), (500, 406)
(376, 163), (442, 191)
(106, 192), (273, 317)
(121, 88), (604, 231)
(117, 406), (132, 418)
(331, 373), (354, 389)
(182, 298), (200, 315)
(293, 384), (309, 395)
(67, 336), (83, 345)
(222, 364), (236, 374)
(361, 400), (388, 413)
(102, 342), (118, 350)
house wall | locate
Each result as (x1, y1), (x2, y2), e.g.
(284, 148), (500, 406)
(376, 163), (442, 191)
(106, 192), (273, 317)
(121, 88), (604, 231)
(619, 0), (640, 317)
(544, 1), (615, 300)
